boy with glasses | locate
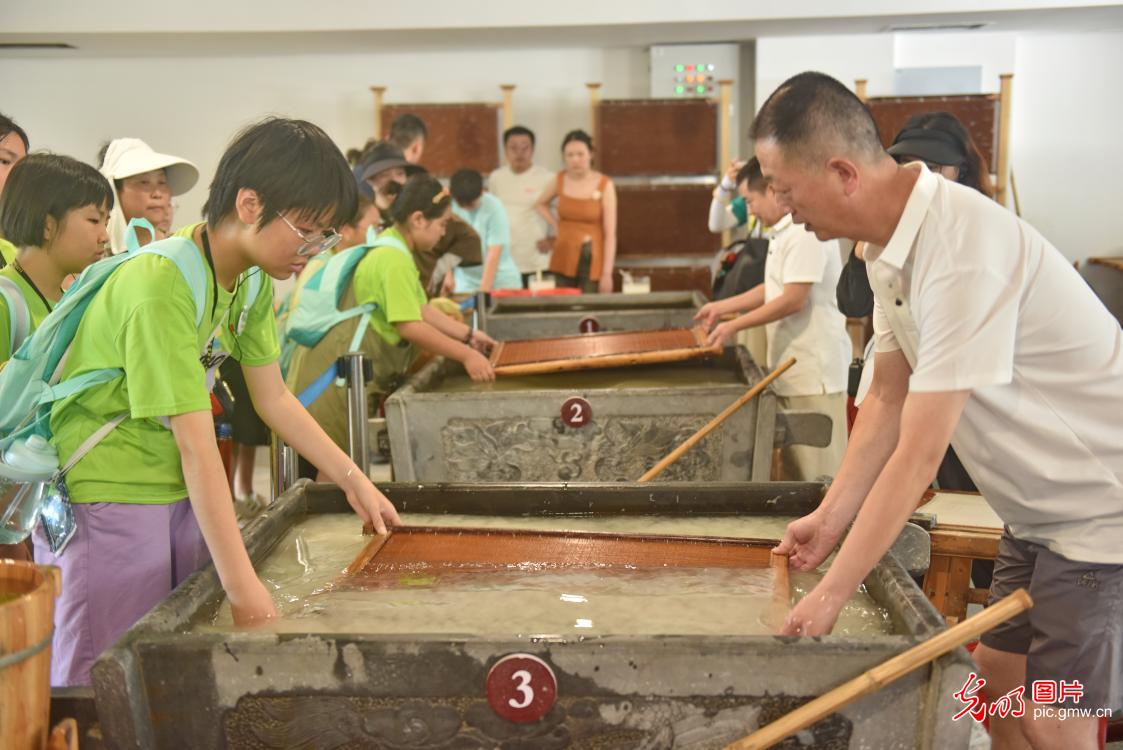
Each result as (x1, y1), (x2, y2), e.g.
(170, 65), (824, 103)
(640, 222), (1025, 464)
(34, 117), (401, 687)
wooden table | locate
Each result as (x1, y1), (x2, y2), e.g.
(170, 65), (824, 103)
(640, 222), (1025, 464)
(915, 490), (1003, 624)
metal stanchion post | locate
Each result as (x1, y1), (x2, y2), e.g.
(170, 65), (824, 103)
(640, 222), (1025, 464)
(342, 352), (372, 478)
(269, 433), (298, 503)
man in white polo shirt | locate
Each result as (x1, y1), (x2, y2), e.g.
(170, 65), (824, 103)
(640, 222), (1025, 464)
(695, 157), (850, 480)
(489, 125), (554, 286)
(754, 72), (1122, 749)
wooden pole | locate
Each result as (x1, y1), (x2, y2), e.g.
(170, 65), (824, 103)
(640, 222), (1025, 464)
(723, 588), (1034, 750)
(639, 357), (796, 482)
(718, 79), (735, 248)
(586, 82), (602, 133)
(995, 73), (1014, 207)
(1009, 168), (1022, 217)
(500, 84), (516, 131)
(854, 79), (868, 102)
(370, 86), (386, 140)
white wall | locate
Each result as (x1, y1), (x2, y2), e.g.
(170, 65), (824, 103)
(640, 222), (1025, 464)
(1012, 31), (1123, 259)
(1, 46), (649, 225)
(754, 29), (1121, 261)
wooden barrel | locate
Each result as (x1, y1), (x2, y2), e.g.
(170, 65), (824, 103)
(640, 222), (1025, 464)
(1, 560), (61, 750)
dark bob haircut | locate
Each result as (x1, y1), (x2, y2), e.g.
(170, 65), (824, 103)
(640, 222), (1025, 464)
(202, 117), (357, 231)
(0, 153), (113, 248)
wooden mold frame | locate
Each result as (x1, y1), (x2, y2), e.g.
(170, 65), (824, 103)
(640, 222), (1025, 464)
(487, 326), (722, 376)
(343, 525), (790, 624)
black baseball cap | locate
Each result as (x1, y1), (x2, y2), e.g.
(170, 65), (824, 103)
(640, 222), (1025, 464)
(886, 127), (967, 167)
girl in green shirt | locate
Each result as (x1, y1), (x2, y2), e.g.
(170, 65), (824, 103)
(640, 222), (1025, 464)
(0, 154), (111, 563)
(286, 175), (497, 465)
(34, 118), (402, 687)
(0, 153), (113, 363)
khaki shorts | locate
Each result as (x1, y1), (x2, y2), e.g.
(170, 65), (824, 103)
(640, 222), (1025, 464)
(980, 527), (1122, 712)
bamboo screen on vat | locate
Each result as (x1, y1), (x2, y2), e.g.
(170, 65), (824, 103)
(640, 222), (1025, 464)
(380, 103), (500, 178)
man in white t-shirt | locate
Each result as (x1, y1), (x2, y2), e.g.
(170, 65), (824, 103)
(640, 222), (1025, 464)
(488, 126), (554, 285)
(754, 71), (1122, 749)
(696, 158), (851, 481)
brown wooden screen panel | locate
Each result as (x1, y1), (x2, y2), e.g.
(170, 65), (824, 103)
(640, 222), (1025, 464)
(612, 265), (713, 297)
(486, 327), (719, 375)
(346, 525), (784, 575)
(865, 94), (1000, 171)
(616, 183), (722, 258)
(596, 99), (717, 175)
(380, 104), (500, 177)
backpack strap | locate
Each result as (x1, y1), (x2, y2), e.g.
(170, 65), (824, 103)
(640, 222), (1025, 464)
(123, 217), (158, 254)
(139, 239), (208, 329)
(0, 276), (30, 356)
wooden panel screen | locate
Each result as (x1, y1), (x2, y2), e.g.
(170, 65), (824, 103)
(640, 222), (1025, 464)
(865, 94), (1000, 171)
(380, 104), (500, 177)
(487, 327), (720, 376)
(612, 265), (713, 297)
(616, 184), (721, 258)
(596, 99), (717, 175)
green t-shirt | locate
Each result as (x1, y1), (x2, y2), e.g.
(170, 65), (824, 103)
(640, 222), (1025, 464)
(49, 222), (279, 504)
(0, 264), (53, 363)
(0, 238), (17, 268)
(351, 227), (428, 346)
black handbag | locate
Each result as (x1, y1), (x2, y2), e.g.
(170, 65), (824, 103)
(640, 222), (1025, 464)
(712, 237), (768, 300)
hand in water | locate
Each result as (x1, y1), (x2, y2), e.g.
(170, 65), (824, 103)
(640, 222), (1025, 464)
(781, 582), (846, 636)
(230, 577), (279, 626)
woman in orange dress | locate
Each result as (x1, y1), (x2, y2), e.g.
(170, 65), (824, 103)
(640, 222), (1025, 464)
(535, 130), (617, 293)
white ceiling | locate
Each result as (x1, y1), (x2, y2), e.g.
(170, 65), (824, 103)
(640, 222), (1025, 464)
(2, 1), (1122, 57)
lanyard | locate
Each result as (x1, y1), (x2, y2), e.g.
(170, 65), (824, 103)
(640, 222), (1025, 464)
(199, 228), (220, 323)
(12, 259), (56, 313)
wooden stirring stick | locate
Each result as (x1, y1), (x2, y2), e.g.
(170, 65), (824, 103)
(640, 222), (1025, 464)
(638, 357), (796, 482)
(723, 588), (1034, 750)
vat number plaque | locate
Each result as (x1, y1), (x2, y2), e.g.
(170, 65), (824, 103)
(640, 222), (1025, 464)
(486, 653), (557, 723)
(561, 397), (592, 428)
(578, 316), (600, 334)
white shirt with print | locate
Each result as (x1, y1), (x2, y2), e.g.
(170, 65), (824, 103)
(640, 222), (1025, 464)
(488, 164), (554, 274)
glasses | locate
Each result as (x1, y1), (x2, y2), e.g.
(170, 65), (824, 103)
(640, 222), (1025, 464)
(276, 212), (341, 257)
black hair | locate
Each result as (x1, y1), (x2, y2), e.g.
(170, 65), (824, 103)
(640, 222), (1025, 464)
(750, 71), (883, 164)
(449, 169), (484, 206)
(202, 117), (357, 230)
(893, 112), (993, 198)
(382, 173), (451, 228)
(503, 125), (536, 147)
(0, 113), (30, 153)
(561, 129), (594, 153)
(389, 114), (428, 151)
(0, 153), (113, 248)
(740, 158), (768, 191)
(735, 160), (757, 187)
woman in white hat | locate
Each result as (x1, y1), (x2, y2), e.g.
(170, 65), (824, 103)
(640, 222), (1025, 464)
(97, 138), (198, 253)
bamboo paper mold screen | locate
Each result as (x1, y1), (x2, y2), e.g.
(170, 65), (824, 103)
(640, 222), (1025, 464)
(487, 327), (721, 375)
(342, 525), (790, 621)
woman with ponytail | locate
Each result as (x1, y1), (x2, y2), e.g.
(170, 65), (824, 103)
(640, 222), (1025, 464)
(285, 174), (496, 464)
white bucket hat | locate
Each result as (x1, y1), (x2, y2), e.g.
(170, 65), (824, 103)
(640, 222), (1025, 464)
(99, 138), (199, 253)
